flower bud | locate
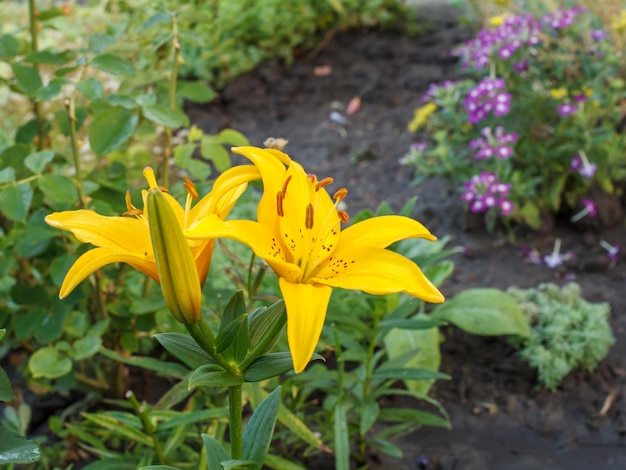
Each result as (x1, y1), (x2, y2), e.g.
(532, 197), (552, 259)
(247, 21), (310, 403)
(146, 186), (201, 324)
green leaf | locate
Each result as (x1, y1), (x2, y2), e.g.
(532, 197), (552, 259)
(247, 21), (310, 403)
(77, 78), (103, 100)
(0, 367), (15, 401)
(216, 129), (249, 146)
(35, 77), (69, 101)
(367, 438), (403, 458)
(334, 403), (350, 470)
(64, 310), (88, 338)
(262, 454), (306, 470)
(173, 143), (195, 167)
(378, 408), (451, 428)
(177, 81), (216, 104)
(38, 174), (77, 205)
(221, 460), (258, 470)
(24, 50), (66, 65)
(154, 408), (229, 431)
(24, 150), (54, 174)
(28, 346), (72, 379)
(89, 107), (138, 156)
(72, 336), (102, 360)
(359, 400), (380, 436)
(12, 64), (42, 97)
(0, 34), (20, 59)
(153, 333), (213, 369)
(248, 301), (286, 358)
(186, 159), (212, 181)
(82, 457), (138, 469)
(202, 433), (230, 470)
(0, 183), (33, 222)
(431, 288), (530, 337)
(0, 167), (15, 184)
(98, 348), (188, 378)
(373, 367), (449, 381)
(142, 104), (189, 128)
(82, 412), (152, 447)
(383, 313), (441, 396)
(219, 291), (249, 362)
(200, 140), (231, 173)
(91, 53), (135, 76)
(244, 352), (295, 382)
(139, 466), (183, 470)
(188, 366), (243, 390)
(379, 318), (444, 330)
(242, 386), (281, 468)
(520, 201), (541, 229)
(0, 427), (40, 464)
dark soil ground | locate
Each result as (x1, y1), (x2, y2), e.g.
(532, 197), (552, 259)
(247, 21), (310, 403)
(187, 4), (626, 469)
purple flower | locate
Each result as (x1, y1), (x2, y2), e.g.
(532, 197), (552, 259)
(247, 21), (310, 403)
(591, 29), (607, 41)
(470, 126), (517, 160)
(570, 198), (596, 222)
(461, 172), (514, 216)
(464, 79), (511, 124)
(452, 14), (541, 70)
(557, 103), (576, 117)
(541, 7), (586, 30)
(600, 240), (620, 262)
(521, 247), (543, 265)
(571, 152), (597, 178)
(544, 238), (564, 268)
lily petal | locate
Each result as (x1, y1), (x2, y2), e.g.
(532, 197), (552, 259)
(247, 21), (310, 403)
(336, 215), (436, 251)
(311, 247), (444, 303)
(185, 215), (302, 281)
(45, 211), (151, 254)
(59, 247), (158, 298)
(279, 278), (332, 373)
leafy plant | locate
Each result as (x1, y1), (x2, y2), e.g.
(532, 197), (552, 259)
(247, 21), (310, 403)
(508, 282), (614, 390)
(402, 6), (626, 229)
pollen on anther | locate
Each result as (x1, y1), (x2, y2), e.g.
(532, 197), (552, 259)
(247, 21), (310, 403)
(183, 176), (199, 200)
(282, 175), (293, 195)
(305, 203), (314, 229)
(315, 177), (334, 191)
(333, 188), (348, 201)
(338, 210), (350, 223)
(276, 191), (284, 217)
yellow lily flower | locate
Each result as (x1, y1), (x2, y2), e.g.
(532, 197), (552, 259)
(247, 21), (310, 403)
(45, 165), (260, 300)
(186, 146), (445, 373)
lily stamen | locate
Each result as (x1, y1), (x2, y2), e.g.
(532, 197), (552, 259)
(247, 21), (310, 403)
(305, 204), (314, 229)
(333, 188), (348, 201)
(315, 177), (334, 191)
(276, 191), (285, 216)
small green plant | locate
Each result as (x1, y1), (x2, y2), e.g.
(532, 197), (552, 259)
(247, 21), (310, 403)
(508, 282), (614, 391)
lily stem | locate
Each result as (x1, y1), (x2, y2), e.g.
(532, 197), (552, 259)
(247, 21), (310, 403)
(127, 391), (168, 465)
(65, 98), (87, 208)
(160, 15), (181, 187)
(28, 0), (45, 150)
(186, 318), (241, 377)
(228, 384), (244, 460)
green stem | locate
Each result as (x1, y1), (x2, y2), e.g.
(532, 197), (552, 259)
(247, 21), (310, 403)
(228, 384), (243, 460)
(127, 391), (167, 465)
(65, 99), (87, 208)
(160, 15), (181, 187)
(28, 0), (45, 150)
(186, 318), (241, 377)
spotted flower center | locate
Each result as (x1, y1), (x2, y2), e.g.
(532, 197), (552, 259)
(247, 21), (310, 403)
(274, 171), (349, 283)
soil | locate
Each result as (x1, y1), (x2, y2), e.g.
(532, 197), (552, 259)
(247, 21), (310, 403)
(187, 4), (626, 470)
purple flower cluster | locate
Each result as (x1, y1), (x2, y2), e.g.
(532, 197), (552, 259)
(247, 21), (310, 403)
(571, 153), (597, 178)
(464, 78), (511, 124)
(470, 126), (518, 159)
(540, 7), (586, 30)
(461, 172), (514, 215)
(557, 103), (576, 117)
(452, 14), (541, 70)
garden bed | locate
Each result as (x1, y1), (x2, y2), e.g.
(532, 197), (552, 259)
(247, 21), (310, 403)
(187, 4), (626, 468)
